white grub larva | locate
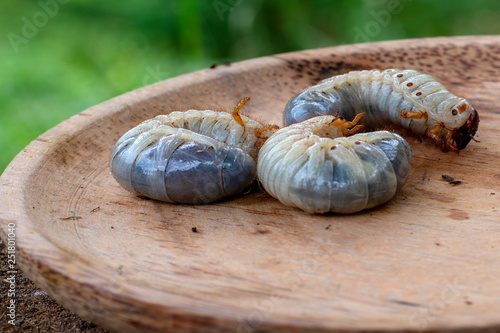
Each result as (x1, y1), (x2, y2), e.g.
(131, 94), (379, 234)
(110, 98), (278, 204)
(257, 114), (412, 214)
(284, 69), (479, 152)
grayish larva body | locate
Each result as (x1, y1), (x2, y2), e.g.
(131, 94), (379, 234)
(258, 115), (412, 214)
(110, 100), (275, 204)
(284, 69), (479, 151)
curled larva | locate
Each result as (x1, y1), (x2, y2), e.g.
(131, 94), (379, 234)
(257, 114), (412, 214)
(284, 68), (479, 151)
(110, 98), (277, 204)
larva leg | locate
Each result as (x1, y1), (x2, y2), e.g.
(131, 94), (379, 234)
(232, 97), (250, 126)
(444, 129), (459, 152)
(426, 124), (443, 143)
(254, 125), (280, 137)
(341, 125), (365, 136)
(254, 124), (280, 150)
(331, 112), (365, 136)
(343, 112), (365, 127)
(426, 123), (458, 152)
(400, 110), (428, 120)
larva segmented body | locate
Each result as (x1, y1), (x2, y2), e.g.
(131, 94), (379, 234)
(110, 99), (276, 204)
(258, 115), (412, 214)
(284, 69), (479, 151)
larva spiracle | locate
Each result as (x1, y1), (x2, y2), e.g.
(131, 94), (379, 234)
(257, 114), (412, 214)
(283, 68), (479, 152)
(110, 98), (278, 204)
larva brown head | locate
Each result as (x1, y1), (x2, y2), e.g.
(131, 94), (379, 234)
(452, 108), (479, 150)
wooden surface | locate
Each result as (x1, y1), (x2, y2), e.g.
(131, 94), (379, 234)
(1, 36), (500, 332)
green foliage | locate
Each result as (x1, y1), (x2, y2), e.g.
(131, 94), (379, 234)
(1, 0), (500, 172)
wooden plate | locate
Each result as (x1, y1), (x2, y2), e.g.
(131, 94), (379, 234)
(1, 36), (500, 332)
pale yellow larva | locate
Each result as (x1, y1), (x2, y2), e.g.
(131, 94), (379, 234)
(284, 69), (479, 152)
(110, 98), (277, 204)
(258, 114), (412, 214)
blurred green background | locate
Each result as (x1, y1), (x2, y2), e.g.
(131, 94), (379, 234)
(1, 0), (500, 173)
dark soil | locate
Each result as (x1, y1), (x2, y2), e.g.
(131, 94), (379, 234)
(0, 239), (110, 333)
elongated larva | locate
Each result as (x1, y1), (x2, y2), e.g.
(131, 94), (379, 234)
(283, 69), (479, 151)
(110, 99), (277, 204)
(258, 114), (412, 214)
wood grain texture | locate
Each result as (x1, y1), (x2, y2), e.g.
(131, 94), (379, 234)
(1, 36), (500, 332)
